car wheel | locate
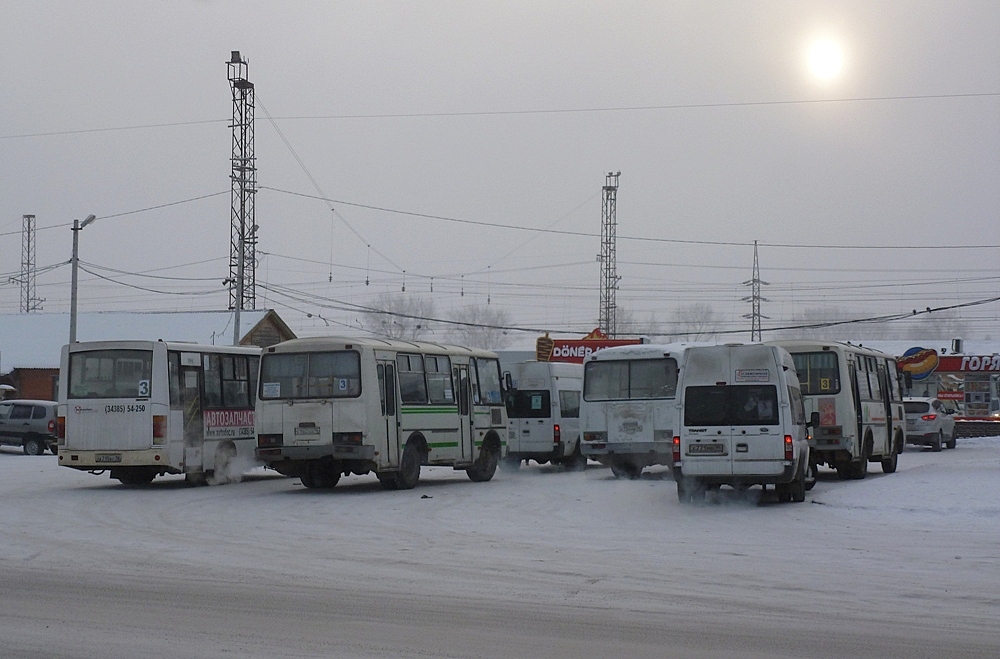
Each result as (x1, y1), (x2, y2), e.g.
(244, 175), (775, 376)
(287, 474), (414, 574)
(946, 434), (957, 450)
(23, 436), (45, 456)
(932, 431), (943, 452)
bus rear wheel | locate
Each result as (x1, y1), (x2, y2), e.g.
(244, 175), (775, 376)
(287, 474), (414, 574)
(467, 444), (499, 483)
(611, 459), (641, 480)
(114, 469), (155, 486)
(397, 443), (422, 489)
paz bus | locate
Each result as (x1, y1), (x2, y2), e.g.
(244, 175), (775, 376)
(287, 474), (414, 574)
(580, 342), (697, 478)
(57, 340), (261, 485)
(254, 336), (508, 490)
(770, 340), (906, 479)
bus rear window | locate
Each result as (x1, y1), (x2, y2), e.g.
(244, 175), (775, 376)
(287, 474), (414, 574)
(584, 358), (678, 401)
(68, 350), (153, 399)
(790, 351), (841, 395)
(260, 351), (361, 399)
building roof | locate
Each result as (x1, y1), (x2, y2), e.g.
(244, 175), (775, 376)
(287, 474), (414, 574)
(0, 310), (278, 371)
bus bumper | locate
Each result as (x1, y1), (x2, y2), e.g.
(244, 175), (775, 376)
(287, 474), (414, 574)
(256, 443), (376, 463)
(58, 448), (174, 472)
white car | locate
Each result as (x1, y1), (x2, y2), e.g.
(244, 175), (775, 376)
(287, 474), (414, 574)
(903, 397), (956, 452)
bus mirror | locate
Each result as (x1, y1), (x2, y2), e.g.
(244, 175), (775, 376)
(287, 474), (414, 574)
(903, 372), (913, 389)
(503, 372), (513, 391)
(808, 411), (820, 429)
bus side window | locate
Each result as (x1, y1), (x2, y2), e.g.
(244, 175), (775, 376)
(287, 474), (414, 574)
(469, 358), (482, 405)
(203, 354), (223, 408)
(377, 364), (387, 415)
(397, 354), (428, 404)
(168, 352), (182, 410)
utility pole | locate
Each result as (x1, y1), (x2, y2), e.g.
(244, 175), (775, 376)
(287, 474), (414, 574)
(228, 50), (257, 345)
(70, 214), (97, 344)
(598, 172), (621, 337)
(742, 240), (769, 342)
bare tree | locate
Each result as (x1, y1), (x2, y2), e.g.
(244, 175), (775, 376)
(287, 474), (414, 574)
(674, 303), (719, 341)
(614, 306), (659, 339)
(361, 292), (436, 341)
(447, 304), (514, 350)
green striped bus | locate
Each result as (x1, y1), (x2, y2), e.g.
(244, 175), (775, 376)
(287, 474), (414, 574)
(255, 336), (507, 490)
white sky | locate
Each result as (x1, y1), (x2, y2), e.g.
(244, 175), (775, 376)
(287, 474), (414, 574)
(1, 1), (998, 343)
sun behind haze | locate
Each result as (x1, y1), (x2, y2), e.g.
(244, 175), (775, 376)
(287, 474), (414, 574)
(806, 37), (846, 82)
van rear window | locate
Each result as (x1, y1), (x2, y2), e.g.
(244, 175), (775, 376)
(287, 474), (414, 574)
(684, 385), (779, 426)
(507, 390), (551, 419)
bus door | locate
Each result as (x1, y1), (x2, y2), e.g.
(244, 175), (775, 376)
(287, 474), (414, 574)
(378, 361), (400, 466)
(848, 360), (863, 449)
(179, 357), (204, 472)
(877, 362), (892, 453)
(455, 364), (474, 461)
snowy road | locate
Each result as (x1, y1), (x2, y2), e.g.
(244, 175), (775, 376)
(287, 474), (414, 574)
(2, 438), (998, 658)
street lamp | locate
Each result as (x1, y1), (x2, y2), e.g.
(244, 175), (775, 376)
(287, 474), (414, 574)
(69, 214), (96, 344)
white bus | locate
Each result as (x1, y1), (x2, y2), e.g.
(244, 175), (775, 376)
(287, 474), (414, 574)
(580, 343), (694, 478)
(58, 340), (261, 486)
(770, 340), (906, 479)
(254, 336), (508, 490)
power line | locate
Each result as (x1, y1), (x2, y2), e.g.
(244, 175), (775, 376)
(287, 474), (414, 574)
(7, 90), (994, 140)
(0, 191), (229, 238)
(258, 185), (1000, 250)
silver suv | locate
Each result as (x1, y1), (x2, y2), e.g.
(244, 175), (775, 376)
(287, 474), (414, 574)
(903, 397), (956, 452)
(0, 399), (59, 455)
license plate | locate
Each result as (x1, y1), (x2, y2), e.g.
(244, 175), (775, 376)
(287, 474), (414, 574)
(294, 426), (320, 436)
(687, 443), (725, 455)
(95, 453), (122, 463)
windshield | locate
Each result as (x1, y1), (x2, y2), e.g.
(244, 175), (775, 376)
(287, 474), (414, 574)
(583, 358), (678, 401)
(260, 350), (361, 399)
(68, 349), (153, 399)
(904, 401), (930, 414)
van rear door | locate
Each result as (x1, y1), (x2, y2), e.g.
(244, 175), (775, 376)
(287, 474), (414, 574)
(729, 345), (785, 476)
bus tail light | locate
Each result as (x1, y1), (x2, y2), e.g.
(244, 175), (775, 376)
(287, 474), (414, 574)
(333, 432), (363, 445)
(784, 435), (794, 461)
(56, 416), (65, 439)
(152, 415), (167, 444)
(553, 424), (561, 444)
(258, 434), (282, 448)
(672, 436), (681, 463)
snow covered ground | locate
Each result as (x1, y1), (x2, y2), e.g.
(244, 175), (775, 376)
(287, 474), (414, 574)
(2, 437), (998, 658)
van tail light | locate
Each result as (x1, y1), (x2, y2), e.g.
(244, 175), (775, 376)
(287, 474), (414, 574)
(784, 435), (794, 461)
(56, 416), (65, 439)
(553, 424), (561, 444)
(921, 414), (937, 421)
(672, 436), (681, 463)
(153, 415), (167, 444)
